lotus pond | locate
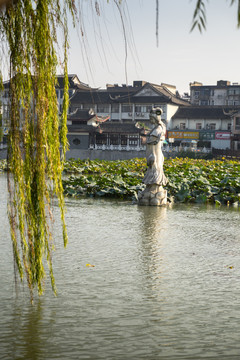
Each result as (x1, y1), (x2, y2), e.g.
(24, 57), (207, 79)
(1, 157), (240, 206)
(62, 157), (240, 206)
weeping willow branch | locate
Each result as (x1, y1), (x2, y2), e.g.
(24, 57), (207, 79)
(191, 0), (207, 33)
(191, 0), (240, 32)
(156, 0), (159, 47)
(230, 0), (240, 27)
(0, 0), (76, 301)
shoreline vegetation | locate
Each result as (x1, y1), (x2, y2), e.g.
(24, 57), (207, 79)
(1, 157), (240, 206)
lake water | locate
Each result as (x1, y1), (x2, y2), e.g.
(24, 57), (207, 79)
(1, 173), (240, 359)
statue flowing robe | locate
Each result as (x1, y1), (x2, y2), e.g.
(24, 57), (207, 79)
(142, 123), (168, 186)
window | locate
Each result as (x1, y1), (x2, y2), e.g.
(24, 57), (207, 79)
(69, 89), (73, 97)
(135, 105), (142, 113)
(111, 104), (119, 113)
(200, 100), (209, 105)
(129, 135), (138, 146)
(97, 104), (109, 113)
(203, 89), (210, 96)
(135, 105), (152, 113)
(196, 123), (202, 130)
(109, 134), (119, 145)
(154, 105), (165, 113)
(194, 91), (199, 97)
(60, 90), (64, 98)
(236, 117), (240, 130)
(180, 123), (186, 130)
(209, 123), (216, 130)
(122, 104), (132, 113)
(96, 134), (107, 145)
(229, 89), (238, 95)
(145, 105), (153, 112)
(120, 135), (128, 146)
(227, 123), (232, 130)
(72, 138), (81, 146)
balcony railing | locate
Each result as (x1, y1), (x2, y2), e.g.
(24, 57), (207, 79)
(89, 144), (146, 151)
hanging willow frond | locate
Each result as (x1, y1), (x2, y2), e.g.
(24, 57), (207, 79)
(0, 0), (76, 301)
(191, 0), (207, 33)
(230, 0), (240, 27)
(156, 0), (159, 47)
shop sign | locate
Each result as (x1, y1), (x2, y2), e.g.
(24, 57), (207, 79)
(215, 132), (231, 140)
(199, 132), (215, 140)
(168, 131), (199, 139)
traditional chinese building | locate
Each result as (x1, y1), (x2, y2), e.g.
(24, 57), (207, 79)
(170, 106), (235, 149)
(69, 80), (190, 129)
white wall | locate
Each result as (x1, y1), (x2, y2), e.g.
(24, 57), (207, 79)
(166, 105), (179, 129)
(211, 139), (231, 149)
(212, 89), (227, 106)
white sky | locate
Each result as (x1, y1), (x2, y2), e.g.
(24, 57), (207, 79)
(66, 0), (240, 95)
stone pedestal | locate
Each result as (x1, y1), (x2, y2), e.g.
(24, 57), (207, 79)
(138, 184), (167, 206)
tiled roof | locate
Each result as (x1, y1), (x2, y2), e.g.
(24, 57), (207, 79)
(97, 122), (141, 134)
(67, 122), (141, 134)
(70, 81), (190, 106)
(131, 83), (189, 106)
(68, 108), (95, 120)
(67, 124), (94, 133)
(70, 90), (111, 104)
(172, 106), (240, 119)
(56, 74), (95, 90)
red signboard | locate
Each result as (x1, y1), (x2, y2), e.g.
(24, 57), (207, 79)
(215, 132), (231, 140)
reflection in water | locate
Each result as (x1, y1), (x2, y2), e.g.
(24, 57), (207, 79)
(10, 301), (43, 360)
(1, 174), (240, 359)
(137, 205), (168, 300)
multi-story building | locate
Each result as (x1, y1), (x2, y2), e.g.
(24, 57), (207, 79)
(226, 110), (240, 150)
(190, 80), (240, 106)
(65, 80), (190, 157)
(56, 74), (94, 112)
(170, 106), (235, 149)
(69, 80), (189, 130)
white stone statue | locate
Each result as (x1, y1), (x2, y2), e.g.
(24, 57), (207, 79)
(138, 107), (168, 206)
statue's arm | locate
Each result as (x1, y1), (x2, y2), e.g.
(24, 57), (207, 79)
(147, 125), (165, 144)
(147, 134), (159, 145)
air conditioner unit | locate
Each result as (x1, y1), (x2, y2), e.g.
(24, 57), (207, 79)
(136, 113), (140, 116)
(128, 112), (132, 116)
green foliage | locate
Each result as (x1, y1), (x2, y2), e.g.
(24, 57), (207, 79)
(191, 0), (207, 33)
(191, 0), (240, 32)
(0, 0), (76, 300)
(63, 158), (146, 200)
(0, 159), (7, 171)
(62, 157), (240, 206)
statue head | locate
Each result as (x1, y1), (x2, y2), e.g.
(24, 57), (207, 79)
(149, 107), (163, 125)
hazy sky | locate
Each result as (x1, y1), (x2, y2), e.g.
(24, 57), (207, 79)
(67, 0), (240, 95)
